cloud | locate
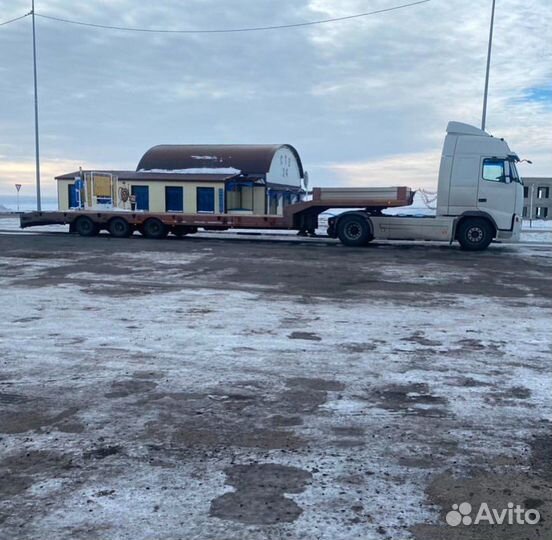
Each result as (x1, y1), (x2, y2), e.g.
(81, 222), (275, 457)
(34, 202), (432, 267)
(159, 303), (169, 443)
(0, 0), (550, 197)
(312, 150), (441, 189)
(0, 158), (96, 196)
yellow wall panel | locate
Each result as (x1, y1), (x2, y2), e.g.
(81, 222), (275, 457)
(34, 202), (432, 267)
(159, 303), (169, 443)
(57, 178), (276, 215)
(254, 186), (266, 214)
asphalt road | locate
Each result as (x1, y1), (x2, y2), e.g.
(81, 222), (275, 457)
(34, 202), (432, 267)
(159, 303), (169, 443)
(1, 231), (551, 540)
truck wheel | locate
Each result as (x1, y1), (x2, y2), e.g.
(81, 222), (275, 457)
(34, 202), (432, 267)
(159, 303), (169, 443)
(108, 217), (132, 238)
(456, 218), (494, 251)
(172, 225), (196, 238)
(337, 215), (371, 247)
(143, 218), (168, 239)
(74, 216), (99, 237)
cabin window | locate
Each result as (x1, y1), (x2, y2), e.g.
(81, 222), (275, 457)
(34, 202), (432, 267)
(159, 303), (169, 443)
(482, 159), (506, 183)
(165, 186), (184, 212)
(196, 187), (215, 213)
(131, 185), (150, 211)
(281, 192), (296, 207)
(268, 191), (280, 214)
(218, 188), (225, 213)
(227, 183), (254, 212)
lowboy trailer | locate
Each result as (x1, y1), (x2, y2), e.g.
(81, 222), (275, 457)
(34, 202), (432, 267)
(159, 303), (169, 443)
(20, 122), (525, 251)
(20, 186), (413, 240)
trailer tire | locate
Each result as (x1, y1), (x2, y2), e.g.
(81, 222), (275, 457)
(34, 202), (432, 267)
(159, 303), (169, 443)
(74, 216), (99, 237)
(337, 215), (372, 247)
(173, 226), (197, 238)
(456, 218), (494, 251)
(143, 218), (168, 239)
(203, 226), (229, 231)
(108, 217), (132, 238)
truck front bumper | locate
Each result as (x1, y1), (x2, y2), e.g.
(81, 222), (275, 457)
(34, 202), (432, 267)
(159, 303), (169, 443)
(496, 215), (522, 242)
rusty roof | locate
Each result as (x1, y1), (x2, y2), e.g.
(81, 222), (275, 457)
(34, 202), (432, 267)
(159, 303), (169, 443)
(55, 170), (241, 182)
(135, 144), (304, 177)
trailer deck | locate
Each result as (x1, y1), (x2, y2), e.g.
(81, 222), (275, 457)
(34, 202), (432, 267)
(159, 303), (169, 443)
(20, 186), (414, 232)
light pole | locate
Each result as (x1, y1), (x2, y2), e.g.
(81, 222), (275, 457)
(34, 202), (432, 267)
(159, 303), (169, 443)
(481, 0), (496, 132)
(31, 0), (41, 211)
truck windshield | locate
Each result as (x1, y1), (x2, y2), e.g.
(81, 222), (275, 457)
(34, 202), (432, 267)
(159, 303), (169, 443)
(508, 160), (522, 184)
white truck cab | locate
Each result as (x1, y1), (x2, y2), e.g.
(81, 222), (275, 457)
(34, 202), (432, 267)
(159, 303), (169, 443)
(436, 121), (523, 244)
(328, 121), (524, 250)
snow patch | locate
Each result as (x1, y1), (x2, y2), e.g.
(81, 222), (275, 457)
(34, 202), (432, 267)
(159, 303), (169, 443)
(138, 167), (240, 175)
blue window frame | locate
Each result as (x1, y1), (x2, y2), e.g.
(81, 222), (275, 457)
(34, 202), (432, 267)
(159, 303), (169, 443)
(131, 185), (150, 211)
(197, 187), (215, 213)
(165, 186), (184, 212)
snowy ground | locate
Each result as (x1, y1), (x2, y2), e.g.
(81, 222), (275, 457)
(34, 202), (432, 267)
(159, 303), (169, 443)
(0, 228), (551, 540)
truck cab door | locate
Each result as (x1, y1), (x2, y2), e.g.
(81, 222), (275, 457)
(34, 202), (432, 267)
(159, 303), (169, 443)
(477, 158), (516, 230)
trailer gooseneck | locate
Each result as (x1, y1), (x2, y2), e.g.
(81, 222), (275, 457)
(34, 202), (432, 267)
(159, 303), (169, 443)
(20, 122), (524, 251)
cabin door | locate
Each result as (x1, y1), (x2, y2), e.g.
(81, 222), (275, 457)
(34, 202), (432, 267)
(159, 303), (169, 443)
(68, 184), (79, 209)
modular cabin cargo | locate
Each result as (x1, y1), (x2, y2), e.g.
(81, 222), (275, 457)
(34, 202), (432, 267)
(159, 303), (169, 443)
(55, 144), (304, 216)
(20, 122), (524, 250)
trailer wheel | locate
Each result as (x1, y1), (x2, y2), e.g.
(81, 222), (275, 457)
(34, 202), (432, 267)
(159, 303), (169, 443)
(173, 227), (189, 238)
(143, 218), (168, 239)
(74, 216), (99, 237)
(108, 217), (132, 238)
(456, 218), (494, 251)
(337, 215), (372, 247)
(173, 226), (197, 238)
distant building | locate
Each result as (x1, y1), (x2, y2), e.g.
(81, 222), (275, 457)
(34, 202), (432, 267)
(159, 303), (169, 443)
(56, 145), (304, 215)
(522, 177), (552, 220)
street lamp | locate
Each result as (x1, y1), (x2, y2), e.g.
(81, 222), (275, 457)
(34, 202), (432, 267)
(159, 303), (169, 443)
(481, 0), (496, 132)
(31, 0), (41, 211)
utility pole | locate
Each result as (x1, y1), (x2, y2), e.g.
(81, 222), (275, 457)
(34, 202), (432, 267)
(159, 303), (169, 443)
(481, 0), (496, 132)
(31, 0), (41, 211)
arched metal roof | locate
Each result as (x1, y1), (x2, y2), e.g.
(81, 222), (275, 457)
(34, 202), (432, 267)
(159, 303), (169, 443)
(136, 144), (304, 178)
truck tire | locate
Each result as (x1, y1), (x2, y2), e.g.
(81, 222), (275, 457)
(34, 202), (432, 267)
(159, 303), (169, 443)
(108, 217), (132, 238)
(143, 218), (168, 239)
(74, 216), (99, 237)
(337, 215), (372, 247)
(172, 225), (197, 238)
(456, 218), (494, 251)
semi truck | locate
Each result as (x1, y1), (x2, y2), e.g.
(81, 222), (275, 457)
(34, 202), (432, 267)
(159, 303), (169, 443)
(20, 122), (524, 251)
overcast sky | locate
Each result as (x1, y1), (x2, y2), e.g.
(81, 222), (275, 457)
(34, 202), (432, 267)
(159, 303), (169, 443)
(0, 0), (550, 201)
